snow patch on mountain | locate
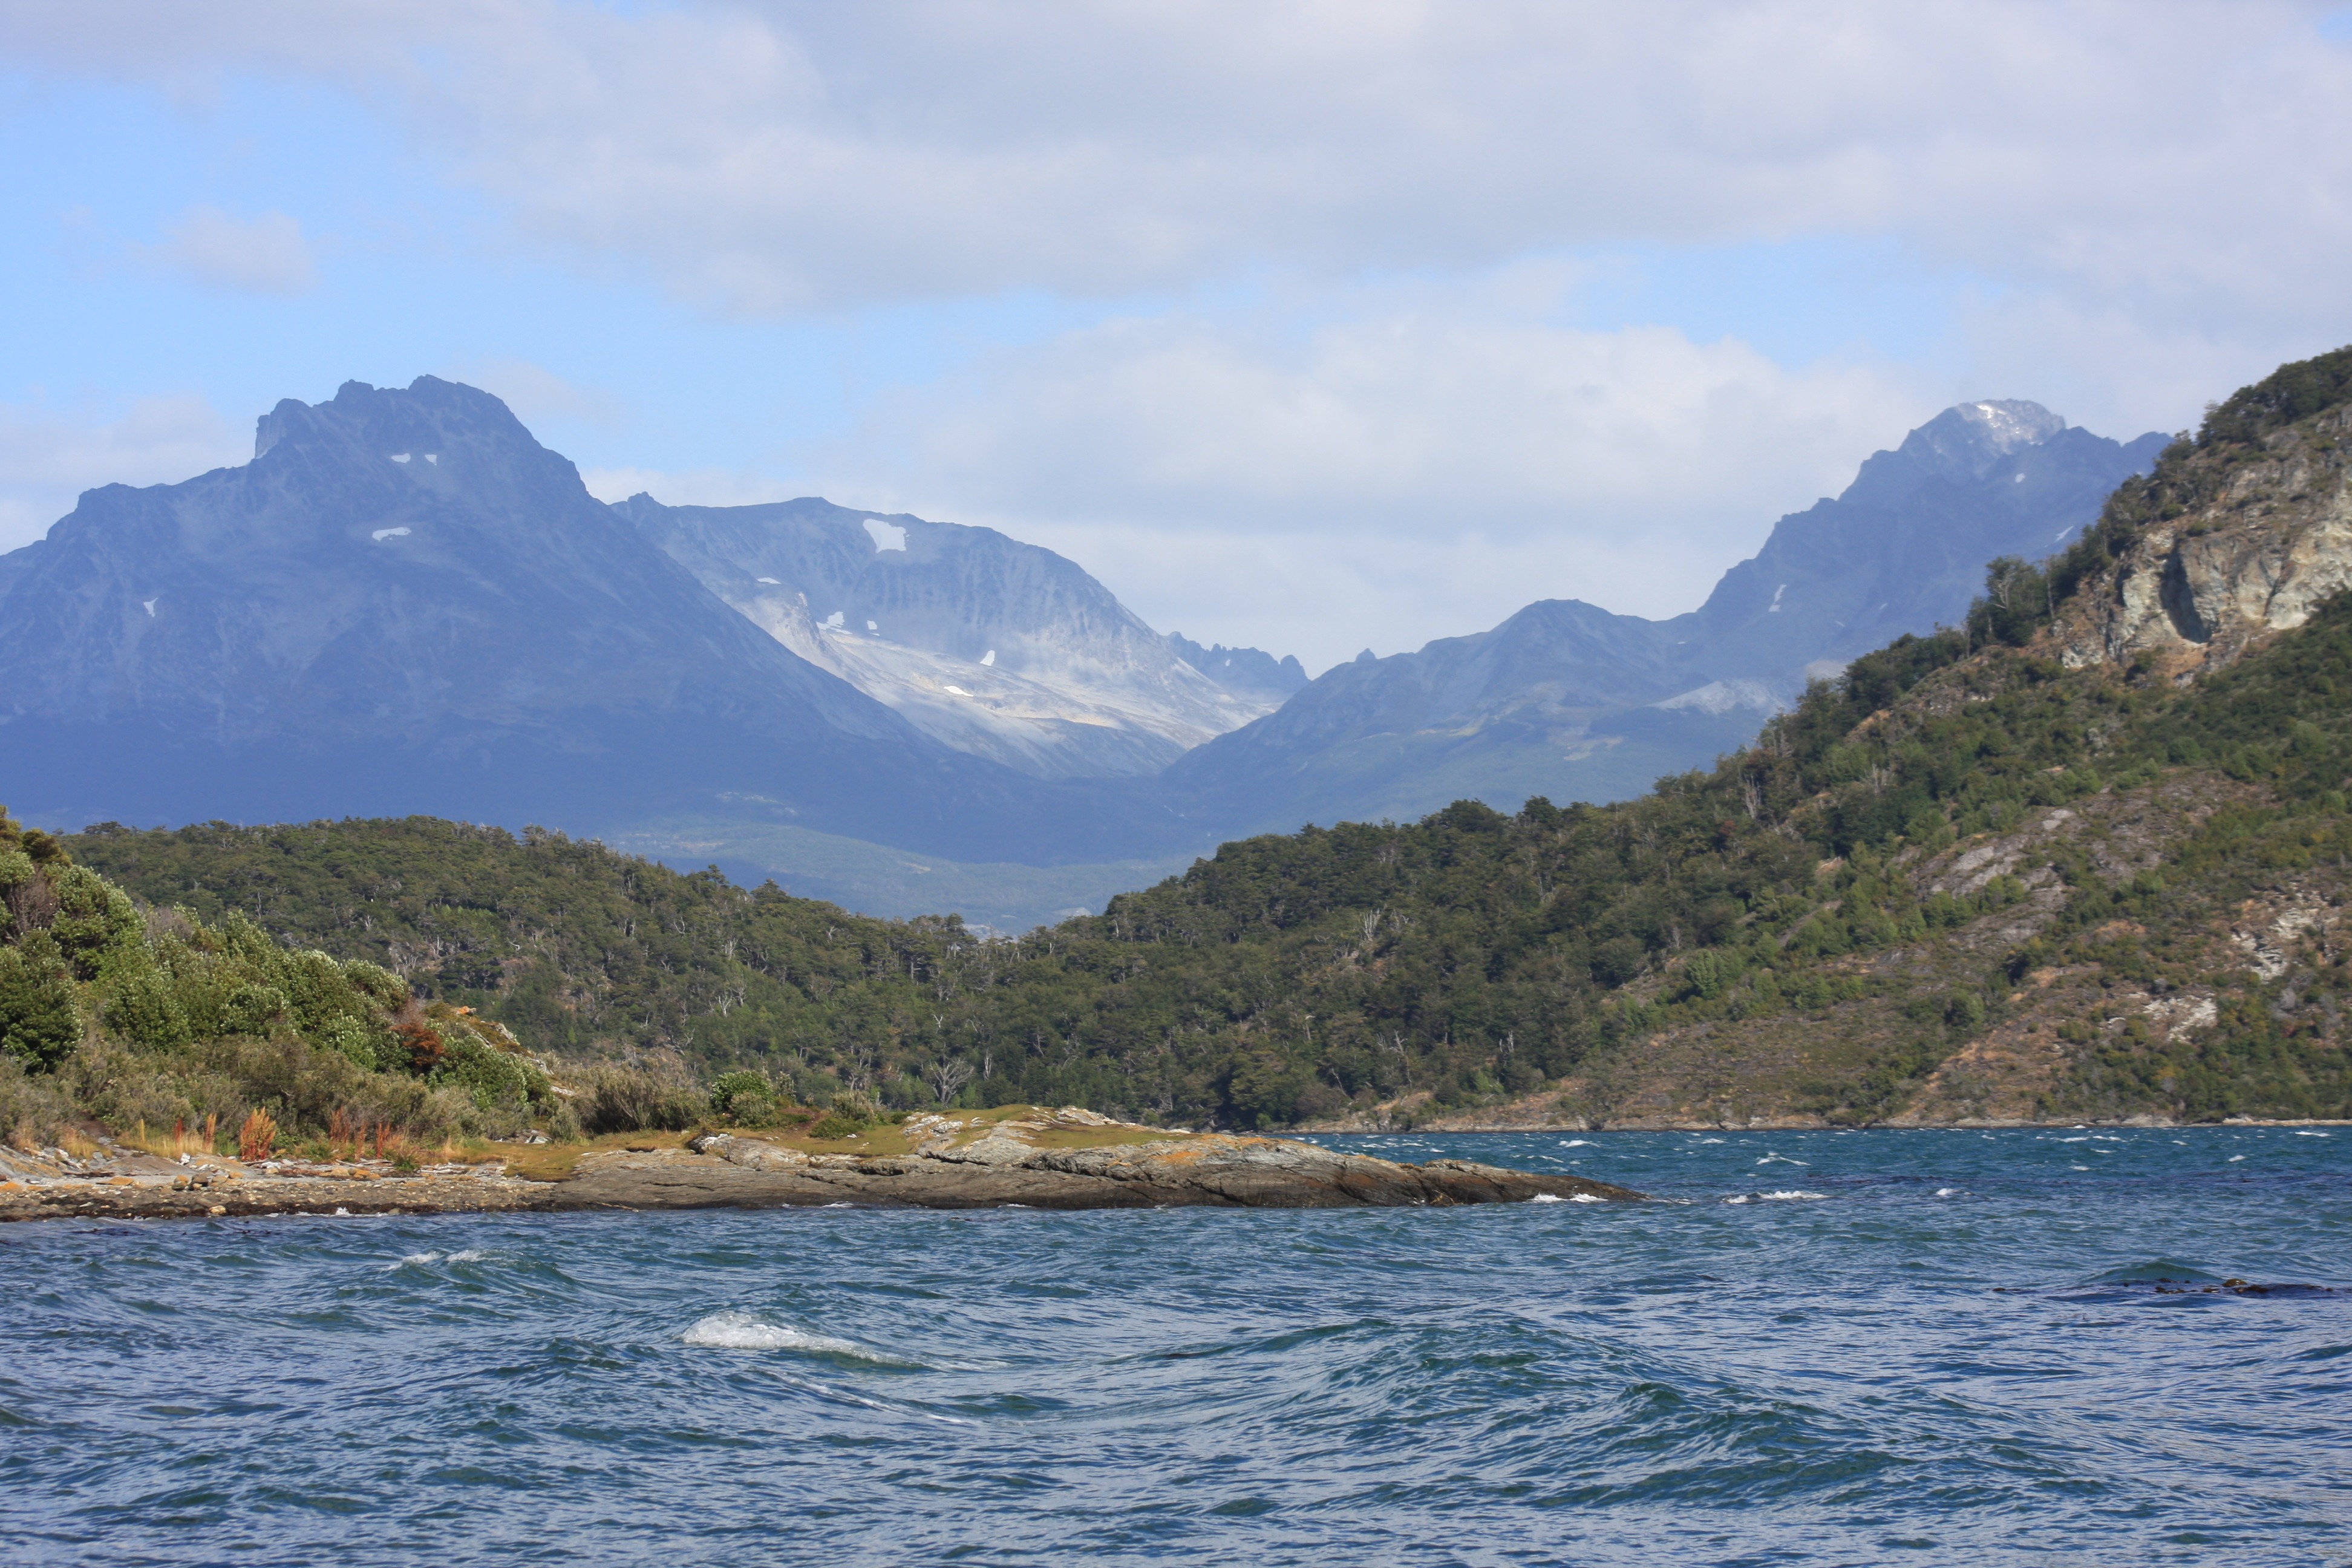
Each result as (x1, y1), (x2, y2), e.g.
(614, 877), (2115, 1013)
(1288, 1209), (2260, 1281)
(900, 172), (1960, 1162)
(617, 494), (1298, 780)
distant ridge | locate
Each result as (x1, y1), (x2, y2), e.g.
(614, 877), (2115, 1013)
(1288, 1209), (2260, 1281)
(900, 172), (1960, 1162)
(1161, 399), (2168, 840)
(0, 377), (1178, 864)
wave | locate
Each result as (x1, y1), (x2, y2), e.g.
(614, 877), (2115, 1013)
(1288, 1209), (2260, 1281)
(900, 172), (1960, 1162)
(388, 1248), (488, 1268)
(682, 1310), (899, 1362)
(1529, 1193), (1604, 1204)
(1724, 1191), (1830, 1204)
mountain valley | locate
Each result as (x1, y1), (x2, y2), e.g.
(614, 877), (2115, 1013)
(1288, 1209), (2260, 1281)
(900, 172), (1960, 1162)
(10, 347), (2351, 1146)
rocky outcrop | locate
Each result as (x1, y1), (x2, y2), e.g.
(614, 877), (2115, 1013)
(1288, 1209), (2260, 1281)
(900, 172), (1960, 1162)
(0, 1119), (1638, 1222)
(622, 1126), (1639, 1210)
(2060, 406), (2352, 675)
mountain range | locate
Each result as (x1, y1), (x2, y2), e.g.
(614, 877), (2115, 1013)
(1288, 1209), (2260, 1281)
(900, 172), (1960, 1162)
(1162, 400), (2167, 839)
(0, 377), (2163, 926)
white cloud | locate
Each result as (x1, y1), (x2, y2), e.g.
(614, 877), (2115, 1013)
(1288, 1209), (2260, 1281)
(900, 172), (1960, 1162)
(9, 1), (2352, 665)
(800, 275), (1927, 669)
(11, 1), (2352, 332)
(142, 205), (317, 295)
(0, 394), (246, 551)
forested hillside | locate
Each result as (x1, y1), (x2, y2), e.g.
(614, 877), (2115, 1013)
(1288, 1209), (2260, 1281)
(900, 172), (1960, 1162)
(53, 348), (2352, 1132)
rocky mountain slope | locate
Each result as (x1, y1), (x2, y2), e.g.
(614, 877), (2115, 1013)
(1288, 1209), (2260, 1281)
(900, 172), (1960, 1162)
(1165, 400), (2167, 840)
(615, 493), (1290, 779)
(0, 377), (1175, 863)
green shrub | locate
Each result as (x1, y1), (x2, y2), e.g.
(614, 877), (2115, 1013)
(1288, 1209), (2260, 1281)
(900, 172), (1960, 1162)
(0, 938), (82, 1071)
(710, 1070), (777, 1121)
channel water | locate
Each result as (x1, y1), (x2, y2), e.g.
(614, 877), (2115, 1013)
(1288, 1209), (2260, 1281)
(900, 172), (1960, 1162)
(2, 1126), (2347, 1564)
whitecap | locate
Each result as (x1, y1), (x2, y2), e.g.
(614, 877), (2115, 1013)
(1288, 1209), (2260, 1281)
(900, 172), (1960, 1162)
(1756, 1154), (1808, 1166)
(683, 1312), (871, 1356)
(2057, 1136), (2090, 1143)
(1754, 1190), (1828, 1201)
(1558, 1139), (1593, 1148)
(1934, 1187), (1964, 1197)
(1528, 1192), (1604, 1204)
(2229, 1155), (2247, 1163)
(2071, 1165), (2090, 1171)
(448, 1249), (486, 1262)
(2295, 1131), (2331, 1138)
(1530, 1192), (1564, 1204)
(400, 1252), (440, 1264)
(1696, 1137), (1725, 1145)
(682, 1316), (907, 1373)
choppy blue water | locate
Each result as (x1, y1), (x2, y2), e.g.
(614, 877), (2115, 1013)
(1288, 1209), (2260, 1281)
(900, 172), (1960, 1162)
(3, 1126), (2349, 1566)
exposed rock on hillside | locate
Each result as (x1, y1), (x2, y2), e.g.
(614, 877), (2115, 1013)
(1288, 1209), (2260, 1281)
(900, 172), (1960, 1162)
(2057, 405), (2352, 675)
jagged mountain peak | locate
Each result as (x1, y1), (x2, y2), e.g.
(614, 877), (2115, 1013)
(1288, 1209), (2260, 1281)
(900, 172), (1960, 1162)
(1165, 633), (1308, 702)
(1899, 399), (2067, 481)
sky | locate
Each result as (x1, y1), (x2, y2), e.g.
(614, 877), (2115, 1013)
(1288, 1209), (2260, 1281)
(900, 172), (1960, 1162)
(4, 2), (2351, 673)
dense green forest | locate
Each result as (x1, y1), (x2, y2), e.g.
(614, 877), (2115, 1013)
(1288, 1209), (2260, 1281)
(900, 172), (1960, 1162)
(22, 348), (2352, 1137)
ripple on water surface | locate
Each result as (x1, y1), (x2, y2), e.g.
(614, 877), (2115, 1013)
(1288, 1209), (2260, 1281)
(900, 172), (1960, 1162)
(1, 1126), (2347, 1566)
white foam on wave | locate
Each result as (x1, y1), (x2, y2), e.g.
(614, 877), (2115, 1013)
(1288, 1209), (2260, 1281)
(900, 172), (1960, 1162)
(2296, 1131), (2331, 1138)
(1728, 1190), (1829, 1203)
(386, 1247), (489, 1270)
(1756, 1154), (1808, 1166)
(1935, 1187), (1964, 1198)
(682, 1310), (872, 1357)
(1529, 1192), (1606, 1204)
(1559, 1139), (1593, 1148)
(2228, 1154), (2247, 1163)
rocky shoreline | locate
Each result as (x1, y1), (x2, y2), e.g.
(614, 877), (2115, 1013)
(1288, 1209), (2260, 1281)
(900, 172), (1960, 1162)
(0, 1110), (1639, 1224)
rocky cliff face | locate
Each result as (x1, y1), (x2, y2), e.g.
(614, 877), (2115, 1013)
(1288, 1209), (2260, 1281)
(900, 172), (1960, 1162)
(616, 494), (1290, 778)
(2058, 406), (2352, 675)
(0, 379), (1174, 863)
(1165, 400), (2166, 839)
(1163, 634), (1309, 704)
